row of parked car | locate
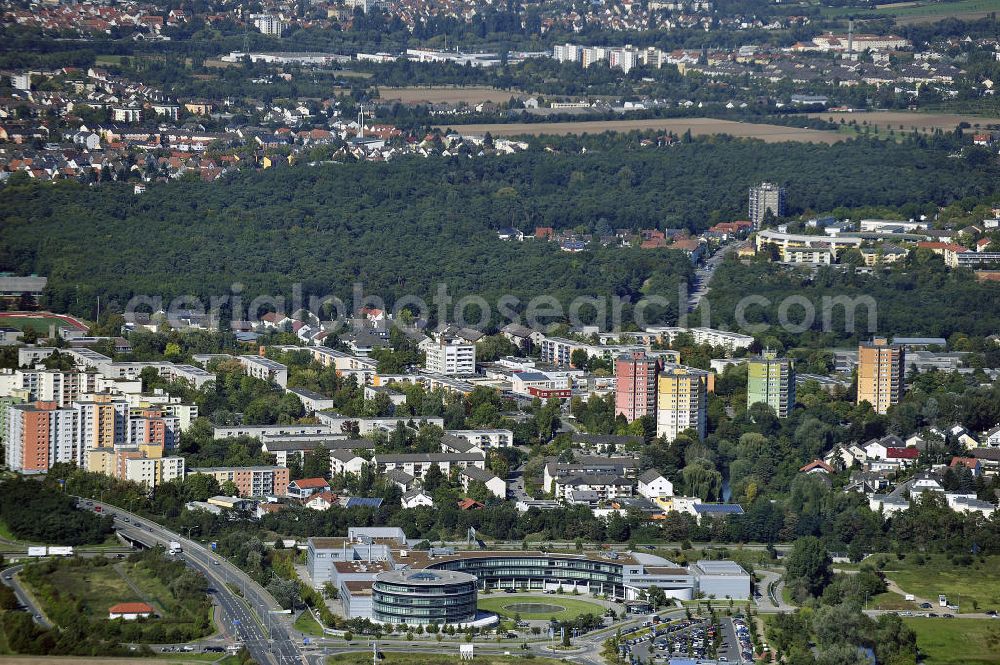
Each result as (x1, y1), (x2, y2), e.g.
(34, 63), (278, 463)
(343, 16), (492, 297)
(732, 617), (753, 663)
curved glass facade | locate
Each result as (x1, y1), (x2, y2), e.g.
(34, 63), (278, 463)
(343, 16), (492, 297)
(372, 571), (478, 625)
(426, 555), (627, 596)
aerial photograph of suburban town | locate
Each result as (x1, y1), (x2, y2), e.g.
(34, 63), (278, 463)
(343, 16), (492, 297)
(4, 0), (1000, 664)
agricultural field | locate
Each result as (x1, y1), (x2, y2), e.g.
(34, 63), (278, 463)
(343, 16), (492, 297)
(808, 111), (1000, 134)
(477, 594), (605, 621)
(820, 0), (1000, 23)
(903, 618), (1000, 665)
(434, 117), (844, 142)
(379, 86), (526, 105)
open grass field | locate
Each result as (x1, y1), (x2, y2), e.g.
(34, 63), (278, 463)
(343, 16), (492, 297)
(434, 117), (844, 142)
(808, 110), (1000, 133)
(0, 312), (88, 333)
(327, 654), (567, 665)
(38, 564), (139, 616)
(477, 594), (604, 620)
(871, 554), (1000, 612)
(25, 560), (184, 619)
(903, 618), (1000, 665)
(293, 609), (325, 636)
(379, 86), (526, 105)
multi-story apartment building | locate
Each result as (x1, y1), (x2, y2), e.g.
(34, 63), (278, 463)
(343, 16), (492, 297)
(0, 391), (28, 446)
(124, 456), (185, 489)
(644, 327), (755, 352)
(251, 13), (285, 35)
(239, 355), (288, 388)
(128, 408), (180, 449)
(371, 453), (485, 480)
(615, 353), (661, 422)
(857, 337), (905, 414)
(656, 366), (713, 441)
(746, 350), (796, 417)
(424, 336), (475, 375)
(189, 466), (290, 497)
(748, 182), (787, 227)
(75, 393), (129, 462)
(15, 369), (99, 407)
(6, 401), (80, 473)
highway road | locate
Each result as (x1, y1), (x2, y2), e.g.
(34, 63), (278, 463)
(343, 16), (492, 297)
(76, 498), (302, 665)
(1, 564), (53, 628)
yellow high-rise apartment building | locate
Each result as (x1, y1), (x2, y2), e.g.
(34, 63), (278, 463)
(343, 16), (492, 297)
(857, 337), (905, 414)
(656, 366), (714, 442)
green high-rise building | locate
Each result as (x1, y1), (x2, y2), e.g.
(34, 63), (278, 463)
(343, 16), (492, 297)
(747, 350), (795, 417)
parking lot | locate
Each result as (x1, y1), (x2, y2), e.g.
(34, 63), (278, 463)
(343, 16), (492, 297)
(621, 618), (718, 663)
(618, 615), (754, 664)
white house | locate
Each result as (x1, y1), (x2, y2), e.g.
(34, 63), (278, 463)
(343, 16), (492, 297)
(401, 489), (434, 509)
(108, 602), (155, 620)
(637, 469), (674, 499)
(306, 491), (337, 510)
(460, 466), (507, 499)
(984, 424), (1000, 448)
(330, 450), (367, 475)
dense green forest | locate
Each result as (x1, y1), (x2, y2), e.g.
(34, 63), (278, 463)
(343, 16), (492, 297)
(702, 252), (1000, 344)
(0, 478), (114, 545)
(2, 135), (997, 322)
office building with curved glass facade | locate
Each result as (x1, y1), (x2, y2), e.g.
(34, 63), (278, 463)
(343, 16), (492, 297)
(372, 569), (478, 625)
(307, 529), (748, 622)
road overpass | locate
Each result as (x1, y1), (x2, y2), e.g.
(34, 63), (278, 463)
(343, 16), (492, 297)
(75, 497), (302, 665)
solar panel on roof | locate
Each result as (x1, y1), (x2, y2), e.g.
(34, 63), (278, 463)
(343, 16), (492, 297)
(345, 497), (384, 508)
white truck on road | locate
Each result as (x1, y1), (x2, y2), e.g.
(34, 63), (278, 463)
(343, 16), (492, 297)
(169, 541), (182, 555)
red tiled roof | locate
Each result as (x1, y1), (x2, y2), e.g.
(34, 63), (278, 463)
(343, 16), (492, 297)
(292, 477), (330, 489)
(109, 602), (154, 614)
(886, 447), (919, 459)
(950, 457), (979, 470)
(800, 459), (834, 473)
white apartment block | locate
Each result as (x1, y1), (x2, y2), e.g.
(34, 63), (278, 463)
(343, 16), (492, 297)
(446, 429), (513, 449)
(214, 424), (334, 439)
(646, 327), (755, 352)
(125, 456), (186, 489)
(372, 453), (485, 480)
(424, 337), (475, 375)
(251, 13), (285, 35)
(239, 355), (288, 388)
(14, 369), (99, 407)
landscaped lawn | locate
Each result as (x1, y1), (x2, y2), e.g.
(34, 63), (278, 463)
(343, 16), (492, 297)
(904, 618), (1000, 665)
(328, 654), (567, 665)
(872, 554), (1000, 612)
(477, 594), (604, 621)
(294, 609), (326, 636)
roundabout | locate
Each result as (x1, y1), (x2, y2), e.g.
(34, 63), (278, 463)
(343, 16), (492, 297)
(477, 594), (607, 621)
